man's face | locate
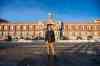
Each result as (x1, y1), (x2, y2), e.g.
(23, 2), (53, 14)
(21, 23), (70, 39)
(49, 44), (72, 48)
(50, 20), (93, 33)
(48, 25), (52, 30)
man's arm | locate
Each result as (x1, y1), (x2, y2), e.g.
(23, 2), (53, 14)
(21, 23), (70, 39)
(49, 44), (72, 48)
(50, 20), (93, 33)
(45, 31), (48, 41)
(52, 31), (55, 41)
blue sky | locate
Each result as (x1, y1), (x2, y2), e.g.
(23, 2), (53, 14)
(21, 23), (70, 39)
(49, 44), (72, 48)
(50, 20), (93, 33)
(0, 0), (100, 22)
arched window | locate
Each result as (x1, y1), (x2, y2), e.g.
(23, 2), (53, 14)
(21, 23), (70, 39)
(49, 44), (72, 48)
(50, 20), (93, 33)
(96, 25), (100, 30)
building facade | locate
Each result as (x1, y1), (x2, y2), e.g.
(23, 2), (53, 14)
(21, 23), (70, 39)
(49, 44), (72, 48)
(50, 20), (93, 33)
(0, 14), (100, 40)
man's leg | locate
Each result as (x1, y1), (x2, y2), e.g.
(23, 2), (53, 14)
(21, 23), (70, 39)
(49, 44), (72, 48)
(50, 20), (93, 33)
(50, 42), (55, 55)
(41, 42), (50, 55)
(47, 43), (51, 55)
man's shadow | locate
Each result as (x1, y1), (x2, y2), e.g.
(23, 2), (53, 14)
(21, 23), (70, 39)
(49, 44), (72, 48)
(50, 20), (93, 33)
(17, 54), (58, 66)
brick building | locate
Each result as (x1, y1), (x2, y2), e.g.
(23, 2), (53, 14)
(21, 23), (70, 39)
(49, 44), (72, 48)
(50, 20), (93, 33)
(0, 14), (100, 40)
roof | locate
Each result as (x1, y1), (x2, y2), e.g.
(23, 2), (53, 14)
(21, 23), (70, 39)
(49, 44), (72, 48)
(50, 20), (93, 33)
(0, 19), (9, 23)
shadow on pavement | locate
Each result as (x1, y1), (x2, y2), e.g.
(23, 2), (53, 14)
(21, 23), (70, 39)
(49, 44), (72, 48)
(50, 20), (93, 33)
(17, 53), (96, 66)
(94, 48), (100, 66)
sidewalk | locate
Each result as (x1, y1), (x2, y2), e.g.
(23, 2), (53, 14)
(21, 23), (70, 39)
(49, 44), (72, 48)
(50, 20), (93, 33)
(0, 40), (97, 43)
(56, 40), (96, 43)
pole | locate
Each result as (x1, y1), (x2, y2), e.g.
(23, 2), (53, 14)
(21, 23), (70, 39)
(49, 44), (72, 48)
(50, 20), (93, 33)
(60, 22), (64, 40)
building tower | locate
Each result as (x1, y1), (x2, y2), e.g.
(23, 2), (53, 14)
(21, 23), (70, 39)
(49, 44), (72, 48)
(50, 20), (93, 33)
(47, 12), (54, 25)
(47, 12), (61, 40)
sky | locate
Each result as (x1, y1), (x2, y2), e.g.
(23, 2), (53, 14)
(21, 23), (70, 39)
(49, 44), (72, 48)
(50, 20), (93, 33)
(0, 0), (100, 22)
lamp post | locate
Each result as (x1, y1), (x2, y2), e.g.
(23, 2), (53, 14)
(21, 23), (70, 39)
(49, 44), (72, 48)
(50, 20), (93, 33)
(60, 22), (64, 40)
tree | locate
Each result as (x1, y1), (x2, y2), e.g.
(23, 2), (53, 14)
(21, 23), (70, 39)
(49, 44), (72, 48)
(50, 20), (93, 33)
(76, 36), (82, 40)
(6, 35), (12, 41)
(87, 36), (93, 40)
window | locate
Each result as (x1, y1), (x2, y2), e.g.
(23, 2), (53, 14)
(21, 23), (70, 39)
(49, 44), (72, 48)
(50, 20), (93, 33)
(16, 31), (21, 36)
(0, 32), (2, 36)
(3, 32), (8, 36)
(23, 25), (26, 30)
(10, 25), (14, 30)
(69, 32), (72, 36)
(64, 25), (68, 31)
(96, 25), (100, 30)
(72, 32), (75, 36)
(29, 25), (33, 30)
(32, 25), (35, 31)
(84, 25), (87, 30)
(16, 25), (20, 30)
(4, 25), (8, 31)
(71, 25), (75, 31)
(28, 31), (33, 36)
(78, 25), (84, 31)
(0, 26), (1, 31)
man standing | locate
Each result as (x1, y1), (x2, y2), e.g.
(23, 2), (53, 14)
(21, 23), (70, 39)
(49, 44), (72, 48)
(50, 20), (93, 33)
(45, 24), (55, 55)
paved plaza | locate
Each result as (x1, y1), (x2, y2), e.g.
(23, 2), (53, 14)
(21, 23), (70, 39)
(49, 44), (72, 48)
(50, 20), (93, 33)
(0, 41), (97, 66)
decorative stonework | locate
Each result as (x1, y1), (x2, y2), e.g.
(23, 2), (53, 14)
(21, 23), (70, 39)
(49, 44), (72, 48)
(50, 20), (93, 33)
(0, 14), (100, 40)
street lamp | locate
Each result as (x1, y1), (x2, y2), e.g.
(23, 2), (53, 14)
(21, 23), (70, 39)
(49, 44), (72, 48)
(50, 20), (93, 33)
(60, 22), (64, 40)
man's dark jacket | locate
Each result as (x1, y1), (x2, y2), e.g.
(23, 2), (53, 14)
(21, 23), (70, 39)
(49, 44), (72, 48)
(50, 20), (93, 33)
(45, 30), (55, 43)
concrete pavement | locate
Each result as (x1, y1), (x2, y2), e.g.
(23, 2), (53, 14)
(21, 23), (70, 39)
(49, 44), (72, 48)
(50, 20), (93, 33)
(0, 41), (97, 66)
